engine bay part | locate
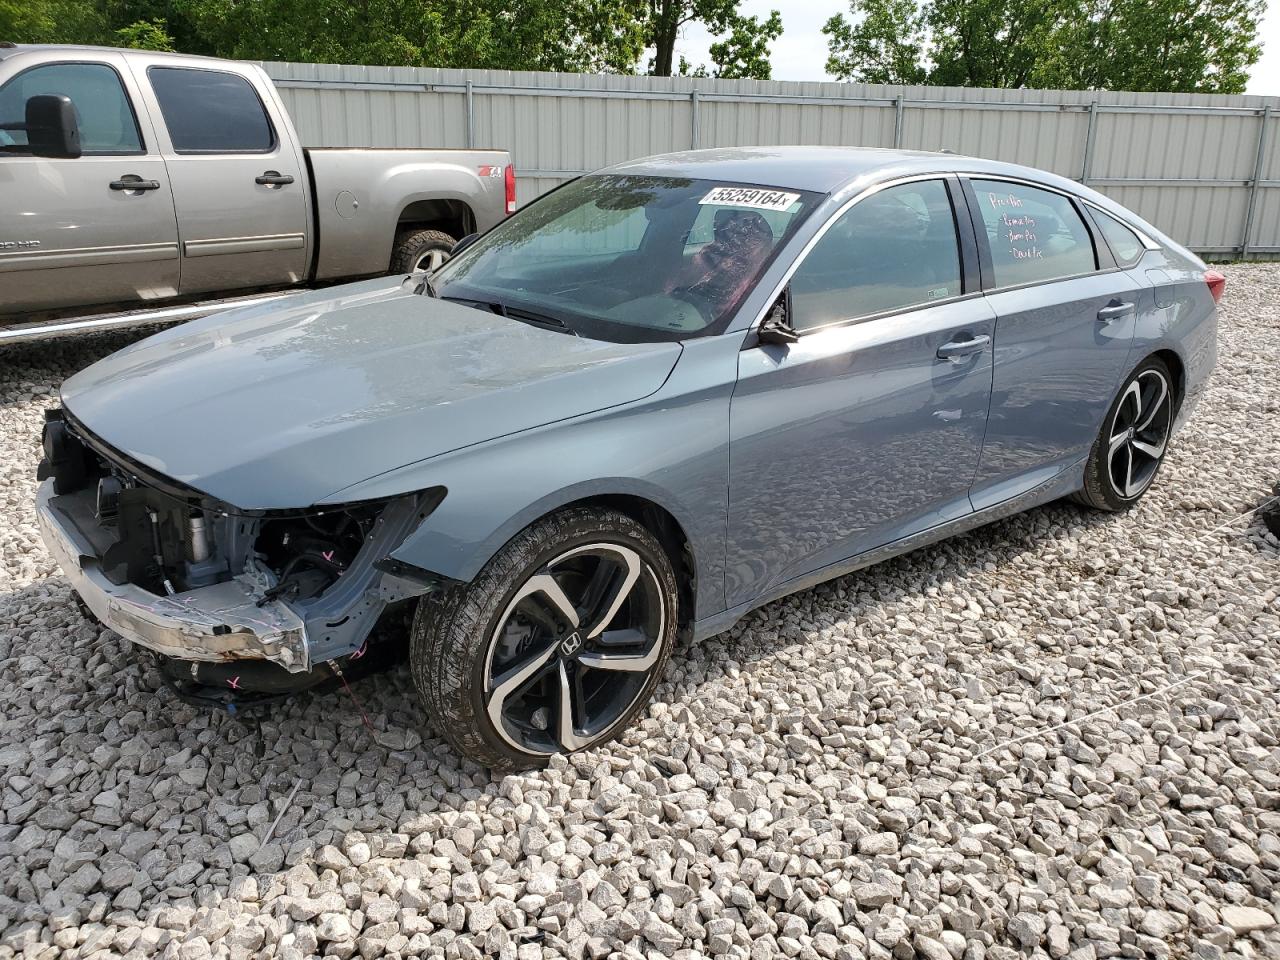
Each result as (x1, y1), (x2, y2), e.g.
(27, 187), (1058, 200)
(37, 407), (446, 671)
(254, 506), (381, 605)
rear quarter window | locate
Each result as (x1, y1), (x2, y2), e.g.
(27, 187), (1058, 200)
(1091, 208), (1147, 267)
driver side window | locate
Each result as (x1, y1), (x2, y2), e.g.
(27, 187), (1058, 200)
(789, 179), (962, 333)
(0, 62), (143, 155)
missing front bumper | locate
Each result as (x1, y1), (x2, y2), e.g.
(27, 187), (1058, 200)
(37, 481), (312, 671)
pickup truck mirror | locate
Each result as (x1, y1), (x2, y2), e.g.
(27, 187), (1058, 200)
(450, 233), (480, 257)
(26, 95), (82, 159)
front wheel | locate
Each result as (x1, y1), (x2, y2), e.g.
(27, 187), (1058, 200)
(1075, 356), (1176, 511)
(410, 508), (678, 768)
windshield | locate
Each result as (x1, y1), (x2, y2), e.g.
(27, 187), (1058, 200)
(432, 174), (822, 342)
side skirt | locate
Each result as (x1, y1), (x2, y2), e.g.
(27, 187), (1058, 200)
(691, 458), (1086, 643)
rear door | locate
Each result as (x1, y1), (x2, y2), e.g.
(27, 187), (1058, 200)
(963, 176), (1140, 509)
(129, 60), (308, 296)
(726, 177), (995, 607)
(0, 54), (180, 315)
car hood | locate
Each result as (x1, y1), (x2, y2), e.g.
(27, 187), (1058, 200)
(60, 280), (682, 509)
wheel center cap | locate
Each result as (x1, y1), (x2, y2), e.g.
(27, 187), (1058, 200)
(559, 630), (584, 659)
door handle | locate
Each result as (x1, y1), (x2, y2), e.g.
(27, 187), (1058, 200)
(109, 176), (161, 191)
(936, 334), (990, 360)
(1097, 299), (1135, 322)
(255, 171), (295, 186)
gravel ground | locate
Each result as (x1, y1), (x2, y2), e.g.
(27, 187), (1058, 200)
(1, 264), (1278, 960)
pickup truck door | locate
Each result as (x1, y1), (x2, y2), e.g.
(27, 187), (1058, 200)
(127, 59), (310, 296)
(0, 54), (180, 316)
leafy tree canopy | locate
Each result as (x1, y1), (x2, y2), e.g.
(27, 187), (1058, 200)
(2, 0), (784, 80)
(823, 0), (1265, 93)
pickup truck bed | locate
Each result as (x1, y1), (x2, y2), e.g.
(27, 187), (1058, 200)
(0, 44), (513, 338)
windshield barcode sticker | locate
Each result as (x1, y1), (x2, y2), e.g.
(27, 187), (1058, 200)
(699, 187), (800, 212)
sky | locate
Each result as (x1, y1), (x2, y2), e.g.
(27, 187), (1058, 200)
(680, 1), (1280, 96)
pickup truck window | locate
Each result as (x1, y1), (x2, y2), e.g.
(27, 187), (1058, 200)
(148, 66), (275, 154)
(0, 62), (143, 155)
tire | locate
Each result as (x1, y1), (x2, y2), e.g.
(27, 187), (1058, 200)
(410, 507), (679, 768)
(1264, 482), (1280, 539)
(1074, 355), (1176, 511)
(390, 228), (456, 275)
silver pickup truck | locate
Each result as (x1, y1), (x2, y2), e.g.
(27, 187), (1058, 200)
(0, 44), (513, 342)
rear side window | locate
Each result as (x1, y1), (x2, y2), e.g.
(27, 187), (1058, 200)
(789, 179), (962, 332)
(971, 179), (1096, 287)
(1091, 208), (1145, 266)
(148, 67), (274, 153)
(0, 62), (142, 155)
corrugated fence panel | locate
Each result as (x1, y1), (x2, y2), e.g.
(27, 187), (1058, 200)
(1252, 187), (1280, 249)
(1105, 185), (1251, 250)
(261, 61), (1280, 257)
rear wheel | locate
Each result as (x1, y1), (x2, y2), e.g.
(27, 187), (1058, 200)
(410, 508), (678, 768)
(390, 228), (456, 275)
(1075, 356), (1175, 511)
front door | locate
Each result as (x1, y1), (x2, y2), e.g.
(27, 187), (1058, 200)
(726, 178), (995, 608)
(963, 177), (1140, 509)
(0, 56), (180, 316)
(130, 60), (309, 296)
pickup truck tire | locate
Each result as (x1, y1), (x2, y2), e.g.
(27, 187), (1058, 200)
(409, 507), (678, 769)
(391, 228), (457, 274)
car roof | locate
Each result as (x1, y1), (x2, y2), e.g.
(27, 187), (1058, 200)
(602, 145), (1087, 198)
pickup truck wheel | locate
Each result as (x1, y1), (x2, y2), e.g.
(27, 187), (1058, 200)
(410, 507), (678, 769)
(391, 228), (456, 274)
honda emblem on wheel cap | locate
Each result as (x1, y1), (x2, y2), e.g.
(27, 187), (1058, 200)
(559, 631), (583, 658)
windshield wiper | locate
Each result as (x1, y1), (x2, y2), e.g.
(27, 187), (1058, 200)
(486, 301), (577, 335)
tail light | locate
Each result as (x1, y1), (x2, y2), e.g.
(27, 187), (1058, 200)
(1205, 269), (1226, 303)
(505, 164), (517, 215)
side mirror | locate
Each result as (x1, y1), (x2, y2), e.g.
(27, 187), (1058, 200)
(450, 233), (480, 257)
(26, 94), (82, 159)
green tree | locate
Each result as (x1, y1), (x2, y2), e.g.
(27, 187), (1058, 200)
(708, 9), (782, 79)
(1, 0), (53, 40)
(641, 1), (783, 77)
(3, 0), (112, 43)
(823, 0), (1265, 93)
(823, 0), (927, 84)
(173, 0), (648, 71)
(3, 0), (649, 72)
(1038, 0), (1265, 93)
(114, 17), (176, 50)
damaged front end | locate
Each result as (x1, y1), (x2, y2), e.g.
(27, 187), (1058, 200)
(36, 408), (446, 691)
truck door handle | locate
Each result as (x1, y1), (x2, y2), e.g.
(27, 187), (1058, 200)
(109, 176), (161, 191)
(255, 171), (294, 186)
(936, 334), (990, 360)
(1097, 299), (1135, 322)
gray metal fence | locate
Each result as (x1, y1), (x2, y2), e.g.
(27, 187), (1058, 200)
(261, 61), (1280, 259)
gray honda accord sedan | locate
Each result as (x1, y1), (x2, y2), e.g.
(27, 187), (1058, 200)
(37, 147), (1219, 766)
